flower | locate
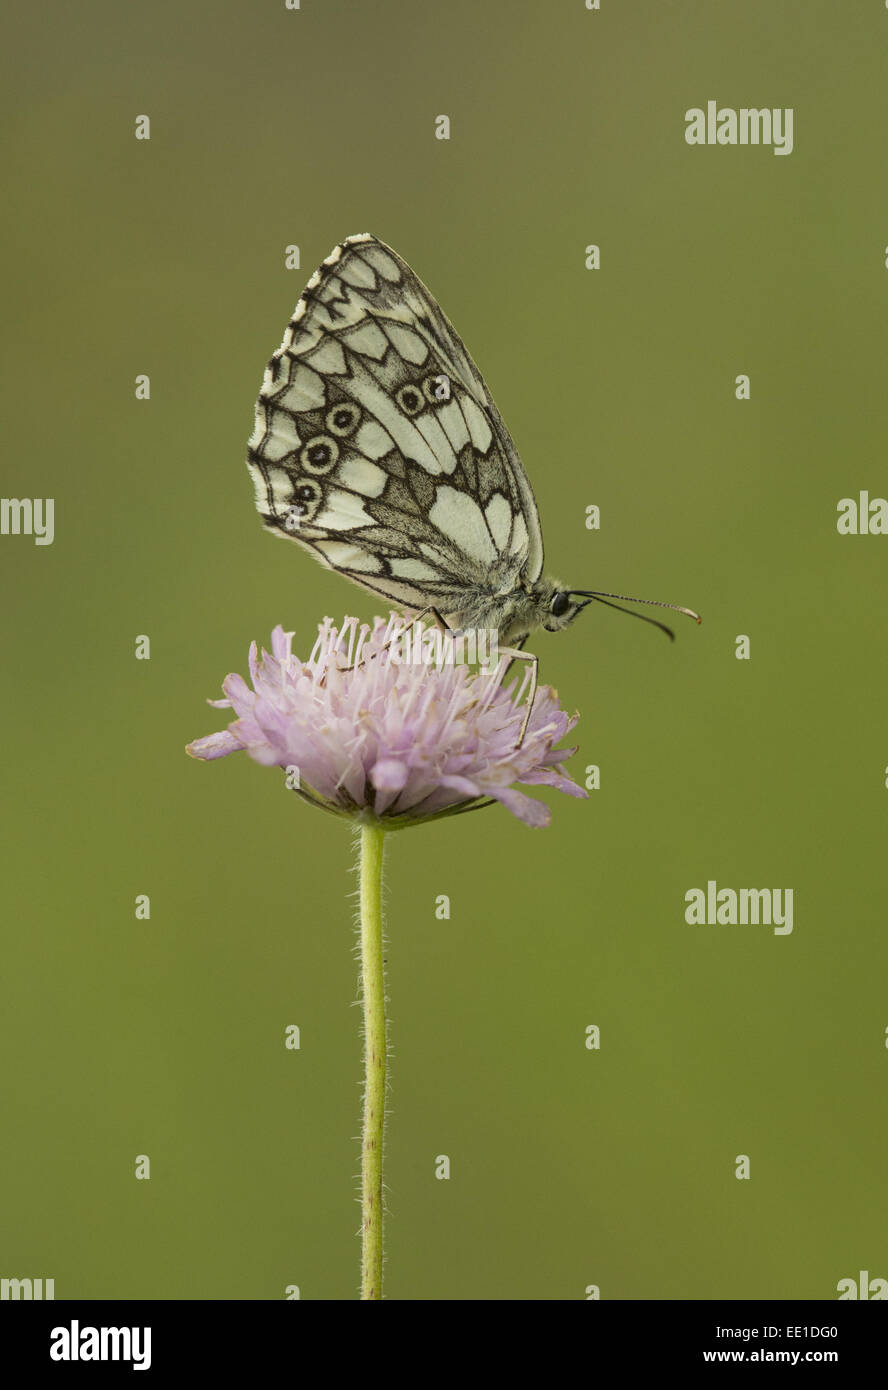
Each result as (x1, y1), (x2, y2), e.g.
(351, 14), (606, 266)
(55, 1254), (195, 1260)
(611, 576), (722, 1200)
(187, 615), (588, 827)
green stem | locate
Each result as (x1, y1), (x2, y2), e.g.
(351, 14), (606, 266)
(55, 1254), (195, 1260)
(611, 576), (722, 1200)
(359, 820), (386, 1300)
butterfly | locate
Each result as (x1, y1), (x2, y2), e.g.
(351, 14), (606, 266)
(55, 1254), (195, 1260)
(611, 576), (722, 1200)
(246, 234), (699, 734)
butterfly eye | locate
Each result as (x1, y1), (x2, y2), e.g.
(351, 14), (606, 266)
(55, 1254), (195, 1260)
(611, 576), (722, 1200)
(551, 590), (571, 618)
(326, 403), (361, 437)
(300, 435), (340, 474)
(396, 384), (425, 417)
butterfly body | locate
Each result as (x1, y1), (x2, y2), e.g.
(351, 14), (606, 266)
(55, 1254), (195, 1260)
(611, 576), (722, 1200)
(449, 574), (588, 647)
(247, 233), (698, 656)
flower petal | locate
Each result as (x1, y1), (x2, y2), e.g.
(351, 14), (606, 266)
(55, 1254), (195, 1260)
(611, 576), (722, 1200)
(438, 774), (483, 798)
(186, 730), (242, 760)
(519, 766), (589, 798)
(487, 786), (551, 827)
(370, 759), (409, 793)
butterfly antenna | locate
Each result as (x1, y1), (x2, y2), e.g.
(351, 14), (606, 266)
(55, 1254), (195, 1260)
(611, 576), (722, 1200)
(569, 591), (702, 642)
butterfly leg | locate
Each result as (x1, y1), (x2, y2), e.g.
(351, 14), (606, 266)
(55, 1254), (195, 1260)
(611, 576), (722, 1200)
(406, 606), (459, 638)
(494, 645), (538, 748)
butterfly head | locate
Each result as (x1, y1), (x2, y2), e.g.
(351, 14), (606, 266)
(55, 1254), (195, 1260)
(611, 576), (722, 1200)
(538, 582), (592, 634)
(542, 584), (702, 641)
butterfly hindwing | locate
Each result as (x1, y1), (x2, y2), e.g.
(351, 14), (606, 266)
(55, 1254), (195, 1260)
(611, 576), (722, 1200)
(246, 234), (545, 614)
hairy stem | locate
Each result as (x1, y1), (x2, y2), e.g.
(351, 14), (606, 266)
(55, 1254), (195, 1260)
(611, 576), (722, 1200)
(359, 820), (386, 1299)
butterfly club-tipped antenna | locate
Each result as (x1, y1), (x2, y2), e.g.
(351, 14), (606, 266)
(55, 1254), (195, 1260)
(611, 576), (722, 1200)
(569, 590), (702, 641)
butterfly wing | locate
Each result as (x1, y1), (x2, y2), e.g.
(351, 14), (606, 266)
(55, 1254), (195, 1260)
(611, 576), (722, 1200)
(246, 234), (544, 616)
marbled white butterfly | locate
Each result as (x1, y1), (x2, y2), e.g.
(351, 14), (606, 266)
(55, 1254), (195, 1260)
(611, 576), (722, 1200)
(247, 234), (699, 727)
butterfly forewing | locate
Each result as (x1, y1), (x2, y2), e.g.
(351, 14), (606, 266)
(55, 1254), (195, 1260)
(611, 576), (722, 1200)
(247, 234), (544, 616)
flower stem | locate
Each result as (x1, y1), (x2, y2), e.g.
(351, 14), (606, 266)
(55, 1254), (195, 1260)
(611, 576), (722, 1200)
(359, 820), (386, 1299)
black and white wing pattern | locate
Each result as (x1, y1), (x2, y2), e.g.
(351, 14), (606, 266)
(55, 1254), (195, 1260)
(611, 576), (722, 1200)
(246, 234), (544, 617)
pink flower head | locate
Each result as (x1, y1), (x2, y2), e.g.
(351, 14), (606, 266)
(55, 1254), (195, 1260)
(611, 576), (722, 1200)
(187, 616), (588, 827)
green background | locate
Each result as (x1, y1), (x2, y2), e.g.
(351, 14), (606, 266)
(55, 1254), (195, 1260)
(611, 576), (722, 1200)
(2, 0), (886, 1300)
